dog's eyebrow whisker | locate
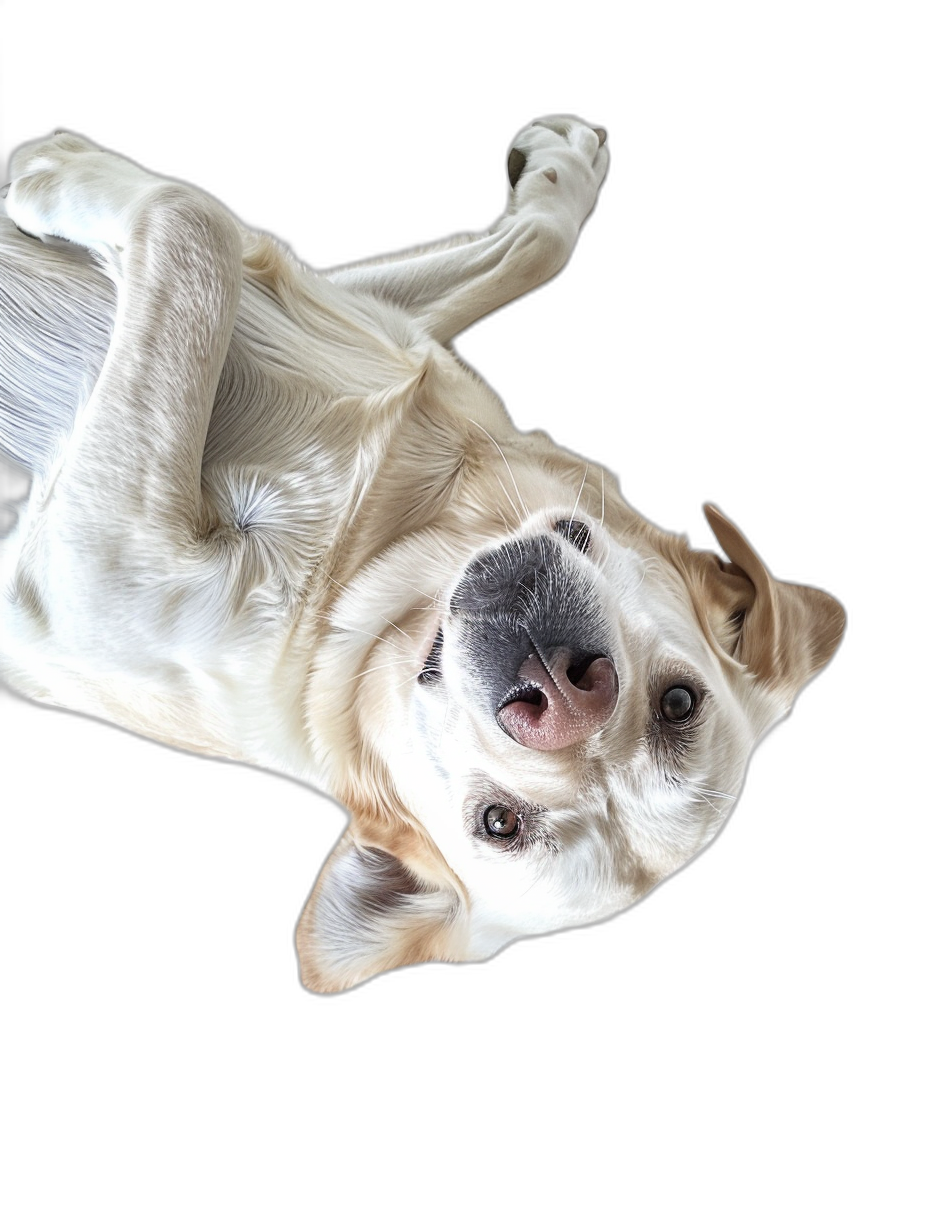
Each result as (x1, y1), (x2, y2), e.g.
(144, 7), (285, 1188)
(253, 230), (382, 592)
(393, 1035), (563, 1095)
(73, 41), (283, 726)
(467, 417), (530, 521)
(568, 462), (589, 532)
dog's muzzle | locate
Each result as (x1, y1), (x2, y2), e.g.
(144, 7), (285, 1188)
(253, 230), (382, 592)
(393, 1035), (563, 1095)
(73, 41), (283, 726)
(440, 533), (618, 751)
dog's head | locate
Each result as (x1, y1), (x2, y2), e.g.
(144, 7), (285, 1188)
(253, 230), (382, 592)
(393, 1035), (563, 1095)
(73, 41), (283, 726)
(297, 473), (844, 992)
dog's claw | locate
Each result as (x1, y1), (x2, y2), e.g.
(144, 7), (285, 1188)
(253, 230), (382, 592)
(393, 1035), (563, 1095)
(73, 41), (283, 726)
(509, 118), (605, 192)
(508, 147), (527, 189)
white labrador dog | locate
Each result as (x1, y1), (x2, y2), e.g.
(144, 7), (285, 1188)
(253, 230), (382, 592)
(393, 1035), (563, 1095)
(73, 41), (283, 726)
(0, 118), (844, 991)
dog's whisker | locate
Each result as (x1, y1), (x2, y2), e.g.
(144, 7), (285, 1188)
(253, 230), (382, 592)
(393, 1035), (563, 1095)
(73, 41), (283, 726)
(347, 658), (415, 684)
(686, 784), (737, 819)
(330, 622), (401, 650)
(495, 483), (520, 532)
(411, 591), (444, 605)
(467, 417), (530, 521)
(389, 577), (445, 606)
(321, 570), (352, 594)
(0, 114), (843, 998)
(568, 462), (589, 532)
(326, 570), (446, 669)
(324, 570), (418, 623)
(483, 473), (521, 528)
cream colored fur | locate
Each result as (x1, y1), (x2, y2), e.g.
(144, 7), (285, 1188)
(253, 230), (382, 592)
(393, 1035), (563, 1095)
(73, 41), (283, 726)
(0, 119), (844, 991)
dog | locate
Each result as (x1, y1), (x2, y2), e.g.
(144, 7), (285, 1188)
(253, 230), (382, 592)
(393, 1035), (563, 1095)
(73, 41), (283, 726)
(0, 118), (844, 991)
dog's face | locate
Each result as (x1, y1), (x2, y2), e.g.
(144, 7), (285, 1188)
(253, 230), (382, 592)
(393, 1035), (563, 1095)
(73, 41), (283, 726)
(297, 477), (844, 992)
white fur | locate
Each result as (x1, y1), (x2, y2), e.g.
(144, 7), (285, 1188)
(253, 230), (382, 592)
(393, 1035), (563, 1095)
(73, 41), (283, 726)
(0, 119), (844, 991)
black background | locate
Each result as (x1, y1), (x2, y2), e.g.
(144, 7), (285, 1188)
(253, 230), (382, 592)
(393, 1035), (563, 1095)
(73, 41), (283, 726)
(0, 50), (857, 1079)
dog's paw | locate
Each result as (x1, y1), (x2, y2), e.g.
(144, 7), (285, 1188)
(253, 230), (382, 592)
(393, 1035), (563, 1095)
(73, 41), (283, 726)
(506, 116), (608, 232)
(3, 131), (158, 255)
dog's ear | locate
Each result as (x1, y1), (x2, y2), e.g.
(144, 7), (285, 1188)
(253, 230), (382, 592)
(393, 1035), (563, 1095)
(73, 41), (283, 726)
(694, 503), (845, 702)
(295, 818), (465, 993)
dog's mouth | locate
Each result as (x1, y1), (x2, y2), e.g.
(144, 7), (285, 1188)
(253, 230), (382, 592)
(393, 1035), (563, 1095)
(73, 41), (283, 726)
(415, 530), (618, 748)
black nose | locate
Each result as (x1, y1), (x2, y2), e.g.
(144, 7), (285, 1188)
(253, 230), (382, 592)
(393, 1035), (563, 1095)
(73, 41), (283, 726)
(449, 535), (612, 743)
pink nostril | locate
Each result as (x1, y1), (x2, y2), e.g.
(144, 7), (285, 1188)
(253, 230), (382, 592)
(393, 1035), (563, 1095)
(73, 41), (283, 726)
(497, 650), (618, 750)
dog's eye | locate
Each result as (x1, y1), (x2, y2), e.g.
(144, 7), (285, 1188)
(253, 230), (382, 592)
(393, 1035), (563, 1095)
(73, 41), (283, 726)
(660, 686), (696, 723)
(554, 519), (591, 553)
(483, 805), (521, 839)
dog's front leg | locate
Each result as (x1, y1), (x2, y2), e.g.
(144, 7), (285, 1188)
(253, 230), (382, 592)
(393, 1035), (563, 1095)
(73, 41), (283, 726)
(4, 134), (242, 644)
(326, 117), (608, 344)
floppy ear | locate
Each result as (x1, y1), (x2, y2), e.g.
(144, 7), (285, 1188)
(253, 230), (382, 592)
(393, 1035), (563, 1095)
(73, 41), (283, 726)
(295, 819), (466, 993)
(699, 503), (846, 701)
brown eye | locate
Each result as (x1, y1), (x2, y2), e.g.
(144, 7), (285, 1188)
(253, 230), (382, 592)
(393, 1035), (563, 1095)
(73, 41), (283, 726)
(483, 805), (521, 839)
(660, 686), (696, 723)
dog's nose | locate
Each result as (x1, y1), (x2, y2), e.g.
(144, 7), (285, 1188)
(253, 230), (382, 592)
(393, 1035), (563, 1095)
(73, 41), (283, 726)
(496, 649), (618, 750)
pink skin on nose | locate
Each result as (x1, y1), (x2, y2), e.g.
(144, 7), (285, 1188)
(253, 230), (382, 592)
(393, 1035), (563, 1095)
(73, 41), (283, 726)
(497, 650), (619, 750)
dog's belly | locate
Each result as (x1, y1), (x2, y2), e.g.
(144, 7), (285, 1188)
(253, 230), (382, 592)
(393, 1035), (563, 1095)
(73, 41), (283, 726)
(0, 222), (445, 778)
